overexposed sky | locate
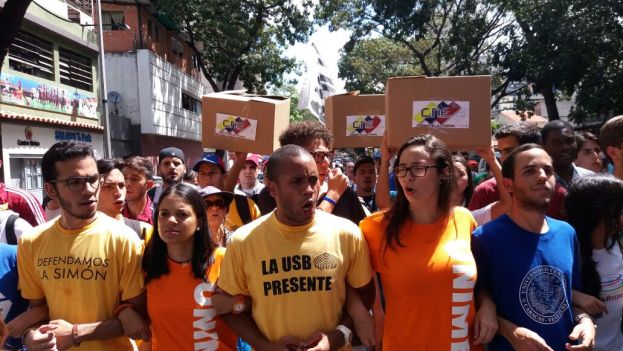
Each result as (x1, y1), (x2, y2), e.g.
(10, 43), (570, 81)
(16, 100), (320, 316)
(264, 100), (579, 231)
(284, 25), (351, 91)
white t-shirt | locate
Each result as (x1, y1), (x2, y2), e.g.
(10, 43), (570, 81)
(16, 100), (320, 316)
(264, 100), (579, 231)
(593, 243), (623, 351)
(471, 203), (492, 226)
(0, 209), (34, 244)
(235, 182), (265, 197)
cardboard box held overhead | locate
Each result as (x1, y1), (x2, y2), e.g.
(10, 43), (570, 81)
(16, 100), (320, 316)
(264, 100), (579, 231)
(386, 75), (491, 150)
(202, 92), (290, 155)
(325, 92), (385, 148)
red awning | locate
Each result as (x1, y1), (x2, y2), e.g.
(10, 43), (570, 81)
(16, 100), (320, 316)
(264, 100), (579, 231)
(0, 111), (104, 131)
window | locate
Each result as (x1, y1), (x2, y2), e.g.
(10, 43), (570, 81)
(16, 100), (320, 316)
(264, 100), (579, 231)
(8, 31), (54, 80)
(101, 11), (126, 30)
(66, 0), (92, 14)
(191, 54), (200, 70)
(9, 158), (43, 192)
(59, 48), (93, 91)
(181, 92), (201, 114)
(67, 7), (80, 23)
(171, 38), (184, 58)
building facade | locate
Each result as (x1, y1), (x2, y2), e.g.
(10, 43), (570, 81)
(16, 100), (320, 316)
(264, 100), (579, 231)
(99, 0), (211, 164)
(0, 0), (104, 201)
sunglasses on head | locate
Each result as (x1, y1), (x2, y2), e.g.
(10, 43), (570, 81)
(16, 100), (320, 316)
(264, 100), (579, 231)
(205, 199), (228, 209)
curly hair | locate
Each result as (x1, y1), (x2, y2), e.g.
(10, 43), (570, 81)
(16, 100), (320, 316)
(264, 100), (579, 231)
(279, 121), (334, 148)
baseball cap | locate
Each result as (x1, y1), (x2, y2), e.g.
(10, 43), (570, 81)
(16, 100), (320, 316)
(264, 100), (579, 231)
(193, 153), (226, 173)
(159, 147), (185, 164)
(244, 154), (262, 167)
(199, 186), (234, 206)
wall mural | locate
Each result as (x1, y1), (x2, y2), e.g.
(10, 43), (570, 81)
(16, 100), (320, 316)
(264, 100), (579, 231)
(0, 73), (98, 119)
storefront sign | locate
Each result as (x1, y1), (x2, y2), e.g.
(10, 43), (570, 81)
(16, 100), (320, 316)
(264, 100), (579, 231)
(17, 127), (40, 146)
(0, 73), (97, 118)
(54, 130), (93, 143)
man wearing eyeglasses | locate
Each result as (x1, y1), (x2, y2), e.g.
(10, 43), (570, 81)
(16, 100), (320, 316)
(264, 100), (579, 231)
(16, 141), (147, 350)
(192, 153), (261, 231)
(257, 121), (367, 225)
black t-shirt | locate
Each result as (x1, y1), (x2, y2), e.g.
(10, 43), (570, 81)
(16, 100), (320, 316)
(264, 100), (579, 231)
(361, 193), (378, 212)
(258, 186), (367, 225)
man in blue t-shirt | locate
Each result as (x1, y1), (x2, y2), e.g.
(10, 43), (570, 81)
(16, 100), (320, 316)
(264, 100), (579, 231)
(0, 243), (29, 349)
(472, 144), (595, 351)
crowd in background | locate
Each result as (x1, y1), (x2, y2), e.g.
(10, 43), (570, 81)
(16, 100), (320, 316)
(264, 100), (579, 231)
(0, 115), (622, 351)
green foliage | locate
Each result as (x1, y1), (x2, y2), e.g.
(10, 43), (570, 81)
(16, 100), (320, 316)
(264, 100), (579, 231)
(317, 0), (513, 103)
(154, 0), (314, 92)
(338, 37), (423, 93)
(490, 0), (622, 120)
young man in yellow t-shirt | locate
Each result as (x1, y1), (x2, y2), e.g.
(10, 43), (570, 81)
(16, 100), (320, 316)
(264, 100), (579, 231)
(16, 141), (147, 350)
(217, 145), (375, 351)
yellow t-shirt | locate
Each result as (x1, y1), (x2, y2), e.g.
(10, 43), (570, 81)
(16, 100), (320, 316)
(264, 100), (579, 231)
(17, 213), (144, 351)
(224, 197), (260, 231)
(218, 211), (372, 346)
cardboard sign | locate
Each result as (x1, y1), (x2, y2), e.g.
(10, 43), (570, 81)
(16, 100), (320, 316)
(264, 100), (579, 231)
(386, 76), (491, 150)
(325, 93), (385, 147)
(202, 92), (290, 155)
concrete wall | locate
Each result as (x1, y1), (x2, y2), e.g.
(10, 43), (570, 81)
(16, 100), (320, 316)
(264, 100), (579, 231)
(105, 53), (141, 124)
(137, 49), (211, 141)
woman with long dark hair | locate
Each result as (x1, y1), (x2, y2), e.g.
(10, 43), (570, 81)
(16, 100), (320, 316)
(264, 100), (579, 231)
(452, 154), (475, 207)
(142, 183), (236, 350)
(359, 134), (495, 349)
(565, 175), (623, 351)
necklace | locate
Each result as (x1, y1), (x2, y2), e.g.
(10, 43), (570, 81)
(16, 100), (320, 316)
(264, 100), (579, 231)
(168, 255), (192, 266)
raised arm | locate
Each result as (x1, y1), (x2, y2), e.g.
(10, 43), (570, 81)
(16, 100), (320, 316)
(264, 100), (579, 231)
(476, 146), (511, 221)
(375, 132), (396, 211)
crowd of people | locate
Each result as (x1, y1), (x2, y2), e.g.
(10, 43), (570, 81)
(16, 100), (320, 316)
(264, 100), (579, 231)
(0, 115), (622, 351)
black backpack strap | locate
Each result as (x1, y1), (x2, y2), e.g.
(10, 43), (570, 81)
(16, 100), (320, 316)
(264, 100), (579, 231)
(6, 214), (19, 245)
(235, 195), (252, 225)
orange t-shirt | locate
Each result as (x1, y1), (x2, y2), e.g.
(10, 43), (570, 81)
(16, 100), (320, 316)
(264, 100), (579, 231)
(146, 247), (236, 351)
(360, 207), (483, 351)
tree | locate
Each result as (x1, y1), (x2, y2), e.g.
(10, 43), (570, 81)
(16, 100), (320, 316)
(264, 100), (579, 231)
(568, 0), (623, 124)
(0, 0), (33, 73)
(317, 0), (514, 105)
(154, 0), (314, 93)
(490, 0), (620, 120)
(338, 37), (423, 93)
(270, 83), (317, 122)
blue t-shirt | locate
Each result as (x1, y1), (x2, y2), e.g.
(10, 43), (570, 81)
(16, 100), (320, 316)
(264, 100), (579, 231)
(472, 215), (580, 351)
(0, 243), (28, 349)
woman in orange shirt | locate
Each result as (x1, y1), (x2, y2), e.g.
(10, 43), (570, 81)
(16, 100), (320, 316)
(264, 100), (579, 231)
(142, 183), (236, 350)
(358, 134), (496, 350)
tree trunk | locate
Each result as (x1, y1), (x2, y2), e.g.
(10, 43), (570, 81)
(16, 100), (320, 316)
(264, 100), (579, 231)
(0, 0), (33, 73)
(541, 82), (560, 120)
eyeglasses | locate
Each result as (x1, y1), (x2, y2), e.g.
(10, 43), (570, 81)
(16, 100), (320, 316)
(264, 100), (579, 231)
(394, 165), (439, 178)
(50, 175), (102, 191)
(205, 199), (228, 209)
(311, 151), (333, 163)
